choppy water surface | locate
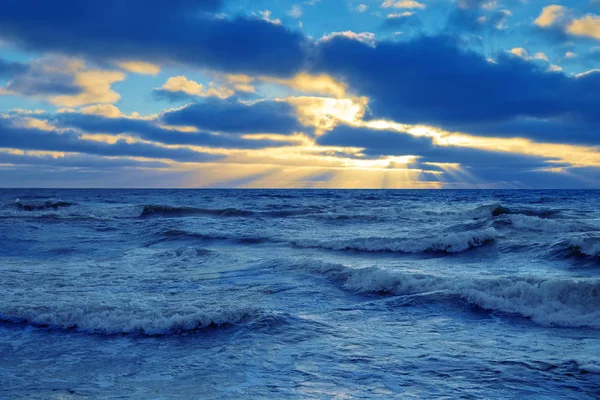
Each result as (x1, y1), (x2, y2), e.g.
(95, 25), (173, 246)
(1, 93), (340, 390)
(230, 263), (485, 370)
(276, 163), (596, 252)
(1, 189), (599, 399)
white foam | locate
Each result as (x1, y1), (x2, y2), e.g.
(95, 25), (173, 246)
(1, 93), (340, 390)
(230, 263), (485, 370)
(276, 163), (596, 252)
(579, 363), (600, 374)
(294, 228), (498, 253)
(567, 236), (600, 257)
(509, 214), (587, 233)
(0, 304), (254, 335)
(310, 262), (600, 329)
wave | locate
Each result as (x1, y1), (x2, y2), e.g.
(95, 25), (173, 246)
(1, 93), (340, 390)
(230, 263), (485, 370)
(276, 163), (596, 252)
(549, 235), (600, 261)
(305, 262), (600, 329)
(292, 228), (498, 254)
(0, 305), (268, 336)
(147, 229), (271, 246)
(15, 199), (76, 211)
(473, 204), (561, 219)
(502, 214), (591, 233)
(140, 205), (254, 218)
(139, 204), (327, 219)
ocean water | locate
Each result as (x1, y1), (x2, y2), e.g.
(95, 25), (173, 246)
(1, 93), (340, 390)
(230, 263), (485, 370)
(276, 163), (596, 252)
(1, 189), (599, 399)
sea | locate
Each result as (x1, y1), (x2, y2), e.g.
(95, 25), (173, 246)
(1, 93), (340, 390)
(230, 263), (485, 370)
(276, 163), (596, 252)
(0, 189), (599, 399)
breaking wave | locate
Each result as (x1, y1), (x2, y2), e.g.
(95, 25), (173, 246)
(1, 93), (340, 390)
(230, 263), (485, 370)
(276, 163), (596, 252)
(306, 262), (600, 329)
(139, 204), (326, 219)
(0, 305), (270, 336)
(15, 199), (76, 211)
(473, 204), (561, 219)
(140, 205), (254, 218)
(292, 228), (498, 254)
(147, 229), (272, 246)
(503, 214), (591, 233)
(549, 235), (600, 260)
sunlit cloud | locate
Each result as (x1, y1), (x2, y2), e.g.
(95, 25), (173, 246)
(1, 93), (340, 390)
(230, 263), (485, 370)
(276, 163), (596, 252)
(117, 61), (161, 76)
(283, 95), (368, 133)
(381, 0), (426, 9)
(510, 48), (548, 61)
(534, 5), (568, 27)
(52, 67), (125, 107)
(157, 76), (235, 99)
(568, 14), (600, 40)
(262, 73), (348, 98)
(359, 118), (600, 169)
(0, 56), (125, 107)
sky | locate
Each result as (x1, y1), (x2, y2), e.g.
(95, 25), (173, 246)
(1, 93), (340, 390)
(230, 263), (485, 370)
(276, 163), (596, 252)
(0, 0), (599, 188)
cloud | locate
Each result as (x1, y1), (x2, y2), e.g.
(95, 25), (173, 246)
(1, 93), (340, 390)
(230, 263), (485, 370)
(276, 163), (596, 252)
(316, 125), (431, 155)
(568, 14), (600, 40)
(320, 31), (376, 46)
(534, 5), (568, 28)
(316, 124), (559, 167)
(0, 116), (220, 163)
(161, 98), (303, 134)
(382, 12), (422, 30)
(509, 48), (549, 61)
(0, 0), (307, 77)
(261, 73), (348, 98)
(52, 111), (301, 149)
(534, 6), (600, 42)
(381, 0), (426, 9)
(0, 56), (125, 107)
(153, 76), (235, 101)
(312, 35), (600, 139)
(287, 5), (303, 18)
(448, 117), (600, 146)
(447, 7), (511, 32)
(357, 4), (369, 12)
(314, 124), (581, 188)
(0, 58), (28, 77)
(79, 104), (124, 118)
(0, 150), (170, 170)
(117, 61), (161, 76)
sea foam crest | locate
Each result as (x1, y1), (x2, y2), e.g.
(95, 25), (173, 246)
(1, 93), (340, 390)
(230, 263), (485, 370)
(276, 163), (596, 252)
(14, 199), (76, 211)
(293, 228), (498, 253)
(310, 262), (600, 328)
(508, 214), (589, 233)
(567, 236), (600, 258)
(0, 305), (256, 336)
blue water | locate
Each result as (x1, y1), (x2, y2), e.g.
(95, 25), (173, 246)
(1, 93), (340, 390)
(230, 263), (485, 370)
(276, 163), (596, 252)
(1, 189), (599, 399)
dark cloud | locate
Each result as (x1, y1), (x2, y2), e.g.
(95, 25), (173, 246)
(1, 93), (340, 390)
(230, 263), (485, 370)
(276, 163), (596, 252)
(1, 57), (86, 97)
(0, 165), (193, 188)
(161, 98), (303, 134)
(316, 125), (430, 155)
(0, 58), (28, 78)
(0, 0), (306, 76)
(448, 117), (600, 146)
(54, 112), (300, 149)
(317, 125), (561, 171)
(0, 151), (170, 169)
(0, 118), (220, 163)
(313, 35), (600, 144)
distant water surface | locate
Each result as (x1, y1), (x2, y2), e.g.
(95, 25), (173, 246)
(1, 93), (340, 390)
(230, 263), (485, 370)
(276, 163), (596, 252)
(1, 189), (599, 399)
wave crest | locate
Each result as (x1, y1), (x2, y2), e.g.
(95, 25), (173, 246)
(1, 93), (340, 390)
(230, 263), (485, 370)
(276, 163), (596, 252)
(140, 205), (254, 218)
(309, 262), (600, 328)
(0, 305), (262, 336)
(473, 204), (560, 219)
(293, 228), (498, 254)
(15, 199), (76, 211)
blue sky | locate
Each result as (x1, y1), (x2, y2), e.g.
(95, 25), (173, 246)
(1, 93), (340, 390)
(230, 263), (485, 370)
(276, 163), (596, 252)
(0, 0), (599, 188)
